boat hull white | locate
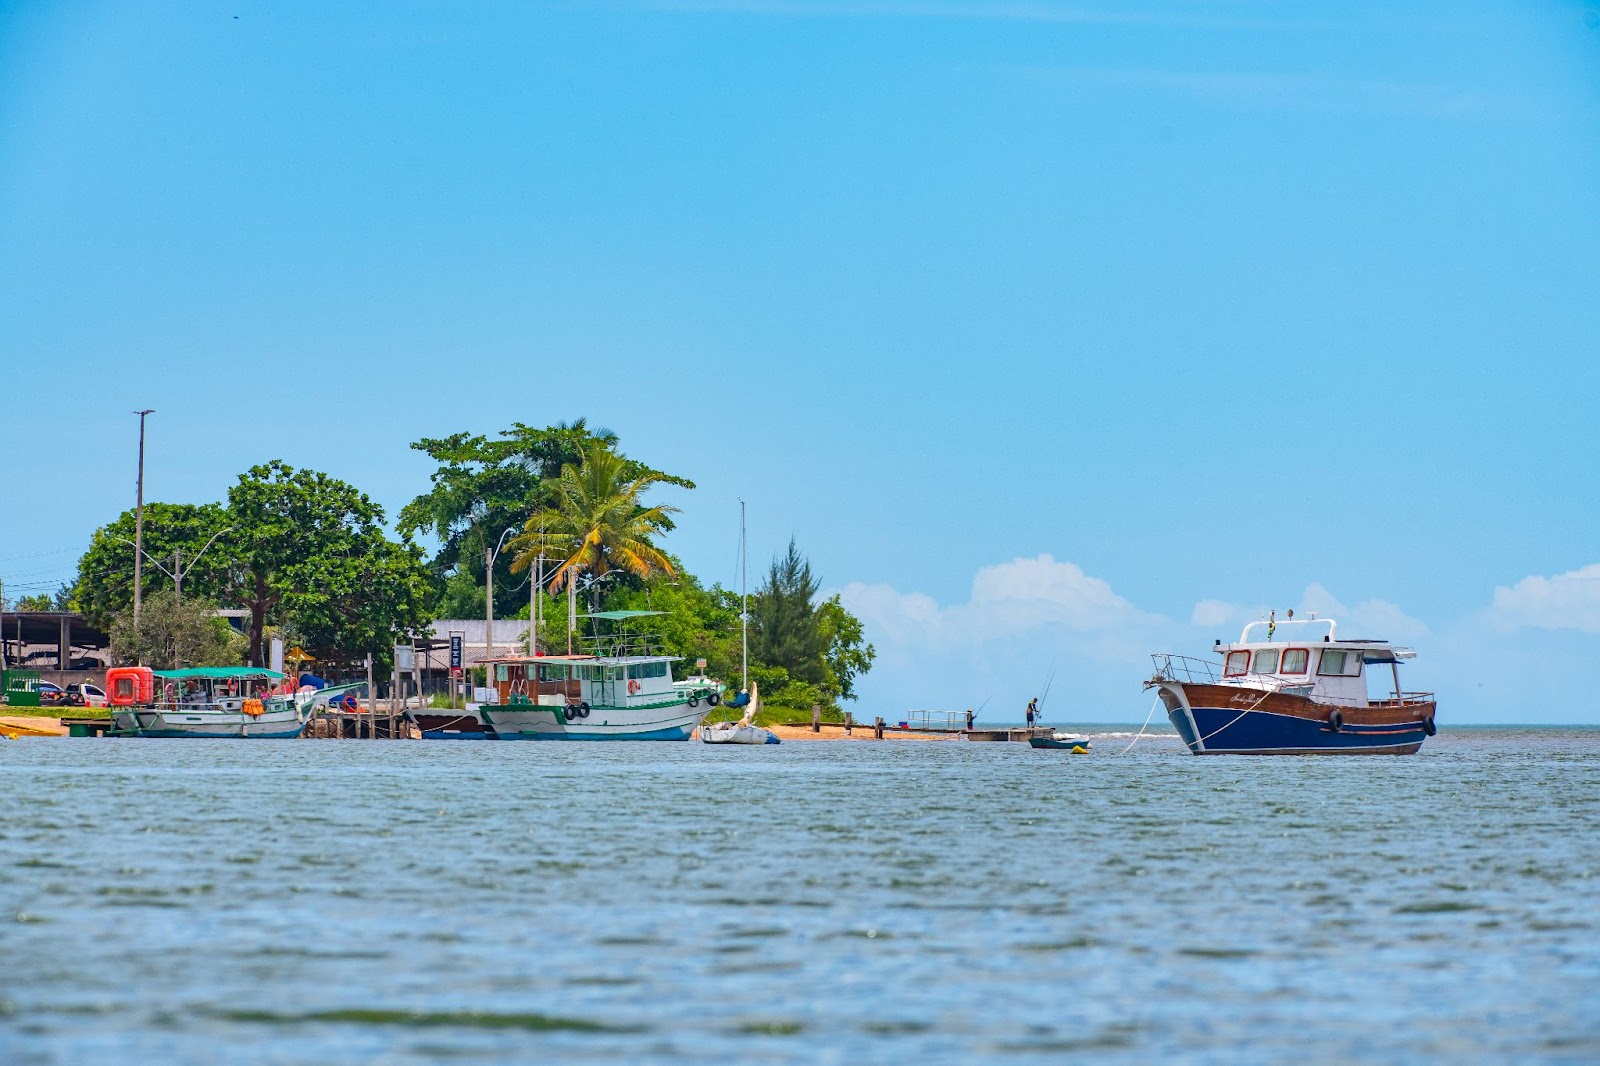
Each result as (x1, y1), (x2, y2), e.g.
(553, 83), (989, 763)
(700, 723), (779, 745)
(483, 699), (709, 741)
(113, 705), (307, 739)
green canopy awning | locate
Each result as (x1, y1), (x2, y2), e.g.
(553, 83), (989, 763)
(152, 667), (285, 680)
(579, 610), (666, 620)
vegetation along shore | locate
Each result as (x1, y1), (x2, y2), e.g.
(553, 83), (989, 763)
(47, 421), (876, 727)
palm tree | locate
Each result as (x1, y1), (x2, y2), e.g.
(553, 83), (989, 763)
(508, 445), (680, 600)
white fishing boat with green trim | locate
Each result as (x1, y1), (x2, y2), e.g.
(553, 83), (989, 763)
(478, 612), (722, 741)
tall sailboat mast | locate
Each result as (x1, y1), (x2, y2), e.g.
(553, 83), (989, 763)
(740, 499), (748, 694)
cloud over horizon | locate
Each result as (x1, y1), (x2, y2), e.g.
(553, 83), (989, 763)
(838, 553), (1161, 651)
(1492, 563), (1600, 634)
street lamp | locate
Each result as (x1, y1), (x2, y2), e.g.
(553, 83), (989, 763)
(485, 526), (518, 665)
(112, 526), (234, 605)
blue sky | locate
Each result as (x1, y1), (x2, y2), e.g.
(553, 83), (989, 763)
(3, 1), (1598, 722)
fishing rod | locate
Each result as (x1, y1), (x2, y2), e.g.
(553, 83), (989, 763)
(1036, 665), (1057, 723)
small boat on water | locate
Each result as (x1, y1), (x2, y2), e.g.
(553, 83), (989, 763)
(701, 682), (779, 745)
(1147, 614), (1437, 755)
(106, 666), (313, 739)
(477, 612), (721, 741)
(1028, 732), (1091, 752)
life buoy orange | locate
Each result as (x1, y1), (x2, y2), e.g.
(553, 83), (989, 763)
(627, 679), (640, 695)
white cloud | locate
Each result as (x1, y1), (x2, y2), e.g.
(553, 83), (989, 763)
(1190, 598), (1252, 628)
(1299, 583), (1430, 642)
(838, 553), (1159, 649)
(1492, 564), (1600, 634)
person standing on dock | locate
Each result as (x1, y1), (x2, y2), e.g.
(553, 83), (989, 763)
(965, 707), (974, 731)
(1026, 698), (1038, 727)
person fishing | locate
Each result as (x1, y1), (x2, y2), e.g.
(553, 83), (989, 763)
(1026, 697), (1039, 727)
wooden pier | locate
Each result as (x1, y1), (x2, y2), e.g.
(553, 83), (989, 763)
(305, 710), (418, 739)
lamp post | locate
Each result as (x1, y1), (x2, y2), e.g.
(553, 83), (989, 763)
(132, 409), (154, 629)
(485, 526), (517, 671)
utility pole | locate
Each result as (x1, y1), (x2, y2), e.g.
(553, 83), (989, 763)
(530, 550), (542, 656)
(132, 409), (154, 631)
(174, 549), (182, 605)
(567, 572), (576, 655)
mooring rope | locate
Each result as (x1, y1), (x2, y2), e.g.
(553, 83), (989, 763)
(1119, 696), (1162, 755)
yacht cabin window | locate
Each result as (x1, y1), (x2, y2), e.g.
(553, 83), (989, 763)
(1317, 649), (1361, 677)
(1224, 651), (1251, 677)
(1281, 648), (1309, 674)
(1252, 649), (1280, 674)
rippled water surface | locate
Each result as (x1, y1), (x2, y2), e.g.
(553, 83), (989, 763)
(3, 727), (1598, 1062)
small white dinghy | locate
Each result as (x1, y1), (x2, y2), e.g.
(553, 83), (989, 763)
(700, 682), (779, 745)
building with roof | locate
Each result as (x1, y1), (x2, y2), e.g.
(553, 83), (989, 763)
(0, 611), (111, 687)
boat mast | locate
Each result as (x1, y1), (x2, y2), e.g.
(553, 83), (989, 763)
(740, 499), (748, 694)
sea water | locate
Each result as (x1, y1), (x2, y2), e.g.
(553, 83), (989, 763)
(2, 727), (1596, 1063)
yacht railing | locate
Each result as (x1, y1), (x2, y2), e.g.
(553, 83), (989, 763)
(1149, 653), (1221, 684)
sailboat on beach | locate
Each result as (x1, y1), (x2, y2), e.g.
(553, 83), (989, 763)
(701, 501), (779, 745)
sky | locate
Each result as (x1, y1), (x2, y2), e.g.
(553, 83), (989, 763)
(2, 1), (1598, 722)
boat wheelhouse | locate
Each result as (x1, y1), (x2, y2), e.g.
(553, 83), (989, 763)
(1147, 616), (1436, 755)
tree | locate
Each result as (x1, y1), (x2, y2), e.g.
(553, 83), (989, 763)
(509, 445), (682, 608)
(745, 540), (874, 711)
(16, 591), (67, 612)
(225, 461), (433, 666)
(109, 591), (245, 669)
(816, 594), (875, 702)
(400, 420), (693, 618)
(70, 502), (234, 627)
(750, 538), (828, 687)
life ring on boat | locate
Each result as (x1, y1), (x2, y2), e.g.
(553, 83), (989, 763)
(706, 692), (720, 707)
(242, 698), (264, 717)
(1326, 710), (1344, 732)
(627, 679), (640, 695)
(1422, 716), (1437, 737)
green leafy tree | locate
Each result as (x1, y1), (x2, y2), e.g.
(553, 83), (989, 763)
(109, 591), (245, 669)
(400, 421), (692, 618)
(509, 445), (682, 609)
(817, 594), (876, 702)
(70, 502), (234, 627)
(225, 461), (433, 666)
(16, 591), (64, 612)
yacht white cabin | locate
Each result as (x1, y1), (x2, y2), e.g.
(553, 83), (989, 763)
(1212, 616), (1416, 709)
